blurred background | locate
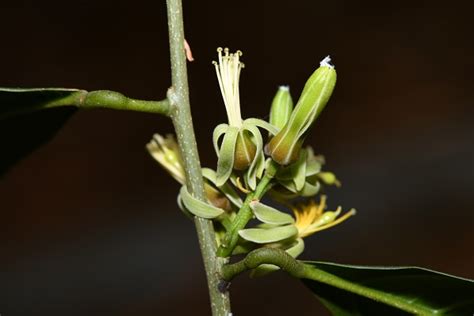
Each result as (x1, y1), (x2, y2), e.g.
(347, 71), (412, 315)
(1, 0), (473, 315)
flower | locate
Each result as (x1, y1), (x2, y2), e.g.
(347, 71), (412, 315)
(147, 133), (233, 211)
(147, 134), (185, 184)
(292, 195), (356, 238)
(243, 195), (355, 277)
(213, 48), (245, 128)
(212, 48), (265, 188)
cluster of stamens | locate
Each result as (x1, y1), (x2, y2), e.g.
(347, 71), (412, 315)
(212, 47), (245, 127)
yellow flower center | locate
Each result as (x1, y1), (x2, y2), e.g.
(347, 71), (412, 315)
(293, 196), (356, 238)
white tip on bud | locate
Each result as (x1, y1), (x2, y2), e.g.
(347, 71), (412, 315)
(278, 85), (290, 92)
(320, 55), (334, 69)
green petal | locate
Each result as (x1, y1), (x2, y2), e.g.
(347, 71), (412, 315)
(242, 124), (264, 190)
(305, 157), (322, 176)
(292, 150), (307, 191)
(216, 126), (239, 186)
(286, 237), (305, 258)
(250, 201), (294, 225)
(177, 192), (193, 219)
(279, 179), (298, 193)
(300, 180), (321, 197)
(243, 118), (279, 136)
(179, 186), (225, 219)
(202, 168), (243, 207)
(212, 123), (230, 154)
(238, 225), (298, 244)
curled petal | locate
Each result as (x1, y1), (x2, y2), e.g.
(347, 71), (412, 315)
(216, 126), (239, 186)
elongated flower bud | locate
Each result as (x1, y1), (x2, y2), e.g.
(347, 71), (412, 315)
(266, 56), (337, 165)
(233, 130), (257, 170)
(269, 86), (293, 131)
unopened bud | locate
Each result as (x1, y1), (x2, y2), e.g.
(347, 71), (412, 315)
(269, 86), (293, 131)
(317, 171), (341, 187)
(266, 56), (337, 165)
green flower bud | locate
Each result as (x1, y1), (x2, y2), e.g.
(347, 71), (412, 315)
(269, 86), (293, 131)
(233, 130), (257, 170)
(266, 56), (337, 165)
(317, 171), (341, 187)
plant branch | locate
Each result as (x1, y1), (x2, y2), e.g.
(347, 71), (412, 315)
(217, 161), (278, 257)
(81, 90), (170, 115)
(0, 88), (170, 120)
(165, 0), (231, 315)
(223, 248), (435, 315)
(222, 248), (306, 281)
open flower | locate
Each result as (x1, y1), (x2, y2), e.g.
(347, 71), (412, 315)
(212, 48), (268, 189)
(293, 195), (356, 238)
(240, 195), (355, 276)
(147, 134), (185, 184)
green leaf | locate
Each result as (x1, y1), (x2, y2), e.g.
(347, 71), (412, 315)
(238, 224), (298, 244)
(302, 261), (474, 315)
(179, 186), (225, 219)
(0, 87), (85, 120)
(250, 201), (295, 225)
(0, 88), (85, 175)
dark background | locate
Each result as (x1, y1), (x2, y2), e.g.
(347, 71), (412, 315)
(1, 0), (473, 315)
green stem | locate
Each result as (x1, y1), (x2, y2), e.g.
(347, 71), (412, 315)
(0, 89), (170, 120)
(217, 161), (278, 257)
(165, 0), (231, 315)
(222, 248), (306, 281)
(223, 248), (433, 315)
(81, 90), (170, 115)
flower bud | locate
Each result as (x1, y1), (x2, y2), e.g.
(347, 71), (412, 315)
(233, 130), (257, 170)
(269, 86), (293, 131)
(317, 171), (341, 187)
(266, 56), (337, 165)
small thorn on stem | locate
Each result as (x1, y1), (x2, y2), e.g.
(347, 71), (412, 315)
(184, 39), (194, 62)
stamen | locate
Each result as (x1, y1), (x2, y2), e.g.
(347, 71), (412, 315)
(235, 177), (251, 193)
(309, 208), (356, 233)
(213, 47), (244, 127)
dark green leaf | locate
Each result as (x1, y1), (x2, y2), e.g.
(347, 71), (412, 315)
(0, 88), (85, 120)
(0, 88), (84, 175)
(302, 261), (474, 315)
